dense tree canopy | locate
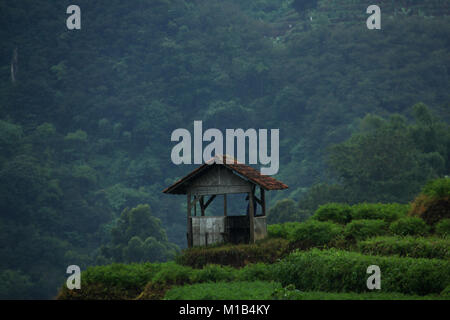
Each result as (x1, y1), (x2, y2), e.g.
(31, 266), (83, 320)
(99, 204), (178, 264)
(0, 0), (449, 298)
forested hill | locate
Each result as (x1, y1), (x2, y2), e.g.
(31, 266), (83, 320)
(0, 0), (449, 299)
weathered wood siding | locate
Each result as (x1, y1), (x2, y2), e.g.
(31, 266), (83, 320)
(189, 165), (252, 196)
(191, 215), (267, 247)
(191, 216), (226, 246)
(254, 216), (267, 241)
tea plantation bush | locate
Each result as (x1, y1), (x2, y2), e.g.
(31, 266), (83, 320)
(358, 236), (450, 259)
(137, 262), (243, 300)
(435, 219), (450, 237)
(350, 203), (409, 222)
(271, 286), (447, 300)
(268, 221), (343, 248)
(312, 203), (409, 224)
(272, 249), (450, 295)
(56, 263), (163, 300)
(344, 219), (389, 241)
(442, 285), (450, 296)
(267, 222), (298, 239)
(312, 203), (352, 224)
(237, 263), (276, 282)
(136, 262), (278, 300)
(409, 178), (450, 225)
(288, 220), (343, 247)
(164, 281), (281, 300)
(176, 238), (290, 268)
(389, 217), (429, 236)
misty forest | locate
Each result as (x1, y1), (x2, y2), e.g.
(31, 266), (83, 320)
(0, 0), (449, 299)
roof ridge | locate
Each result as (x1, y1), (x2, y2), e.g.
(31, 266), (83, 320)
(163, 155), (288, 194)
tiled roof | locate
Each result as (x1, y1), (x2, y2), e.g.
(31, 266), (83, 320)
(163, 155), (288, 194)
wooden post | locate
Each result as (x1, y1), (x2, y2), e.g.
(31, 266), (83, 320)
(249, 190), (255, 243)
(193, 195), (197, 216)
(223, 194), (227, 216)
(187, 192), (192, 248)
(200, 196), (205, 216)
(261, 187), (266, 216)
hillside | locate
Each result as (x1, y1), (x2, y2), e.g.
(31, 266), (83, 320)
(56, 178), (450, 300)
(0, 0), (449, 299)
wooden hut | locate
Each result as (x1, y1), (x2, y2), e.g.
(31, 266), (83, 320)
(163, 155), (288, 247)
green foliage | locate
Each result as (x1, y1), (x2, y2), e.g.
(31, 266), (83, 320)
(237, 263), (277, 282)
(273, 249), (450, 295)
(312, 203), (352, 224)
(421, 178), (450, 199)
(344, 219), (388, 241)
(99, 205), (179, 263)
(350, 203), (409, 222)
(64, 130), (88, 143)
(0, 120), (22, 157)
(413, 198), (450, 226)
(0, 270), (33, 300)
(328, 111), (449, 203)
(292, 0), (318, 13)
(103, 184), (150, 211)
(1, 0), (450, 299)
(271, 287), (447, 300)
(268, 220), (343, 249)
(267, 198), (309, 224)
(191, 264), (236, 283)
(164, 281), (281, 300)
(176, 239), (290, 268)
(151, 262), (194, 286)
(57, 263), (163, 300)
(389, 217), (429, 236)
(358, 236), (450, 259)
(312, 203), (409, 224)
(289, 220), (343, 247)
(297, 183), (348, 214)
(435, 219), (450, 237)
(409, 178), (450, 225)
(442, 285), (450, 297)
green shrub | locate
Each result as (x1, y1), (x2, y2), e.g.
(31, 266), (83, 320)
(409, 178), (450, 225)
(267, 223), (285, 238)
(312, 203), (352, 224)
(151, 262), (195, 286)
(137, 262), (241, 300)
(358, 236), (450, 259)
(191, 264), (236, 283)
(351, 203), (409, 222)
(56, 262), (163, 300)
(389, 217), (429, 236)
(422, 178), (450, 198)
(442, 285), (450, 296)
(272, 249), (450, 296)
(267, 222), (300, 239)
(267, 198), (308, 224)
(271, 287), (447, 300)
(344, 219), (388, 241)
(435, 219), (450, 237)
(268, 221), (344, 249)
(176, 238), (290, 268)
(164, 281), (281, 300)
(237, 263), (276, 282)
(289, 220), (343, 247)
